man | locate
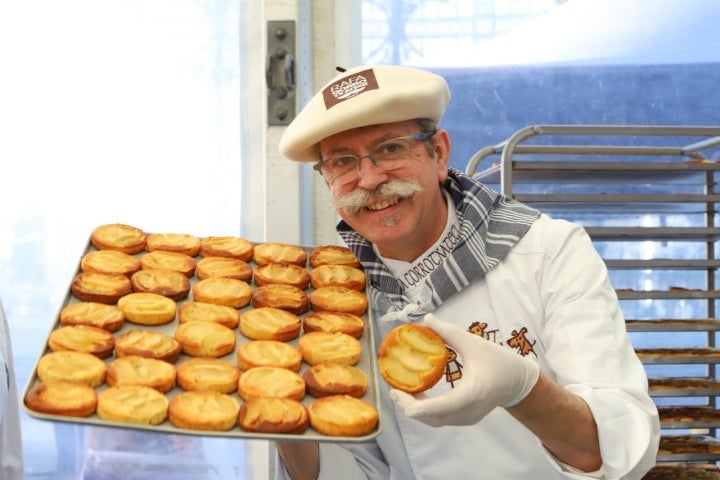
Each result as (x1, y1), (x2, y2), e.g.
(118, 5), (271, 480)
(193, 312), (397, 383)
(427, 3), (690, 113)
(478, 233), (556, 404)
(0, 299), (23, 480)
(275, 64), (659, 479)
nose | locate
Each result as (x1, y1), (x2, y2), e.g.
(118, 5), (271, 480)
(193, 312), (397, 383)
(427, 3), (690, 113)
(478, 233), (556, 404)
(356, 155), (387, 189)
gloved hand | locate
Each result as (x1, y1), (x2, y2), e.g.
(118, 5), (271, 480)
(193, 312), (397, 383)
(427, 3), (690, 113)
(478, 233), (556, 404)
(389, 313), (540, 427)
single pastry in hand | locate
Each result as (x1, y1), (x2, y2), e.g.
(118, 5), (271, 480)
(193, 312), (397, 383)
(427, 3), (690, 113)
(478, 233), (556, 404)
(239, 397), (309, 434)
(377, 323), (447, 393)
(91, 223), (147, 254)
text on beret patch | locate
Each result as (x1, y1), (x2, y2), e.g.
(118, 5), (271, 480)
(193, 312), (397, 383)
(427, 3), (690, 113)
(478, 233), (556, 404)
(323, 68), (379, 110)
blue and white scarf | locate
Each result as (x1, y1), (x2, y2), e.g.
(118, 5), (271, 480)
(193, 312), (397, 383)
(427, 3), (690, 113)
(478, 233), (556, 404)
(338, 168), (541, 323)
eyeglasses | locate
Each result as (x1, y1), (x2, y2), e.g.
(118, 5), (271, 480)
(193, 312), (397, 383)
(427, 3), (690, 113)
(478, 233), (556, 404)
(313, 131), (436, 185)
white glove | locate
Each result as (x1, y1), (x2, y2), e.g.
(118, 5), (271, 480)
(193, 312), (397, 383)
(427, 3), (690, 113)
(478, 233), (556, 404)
(389, 313), (540, 427)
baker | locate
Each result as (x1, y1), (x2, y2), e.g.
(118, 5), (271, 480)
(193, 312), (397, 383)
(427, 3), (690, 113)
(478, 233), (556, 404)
(275, 64), (660, 479)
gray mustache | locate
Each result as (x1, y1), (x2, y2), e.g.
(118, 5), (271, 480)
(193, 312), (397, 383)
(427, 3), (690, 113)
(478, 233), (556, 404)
(334, 180), (423, 214)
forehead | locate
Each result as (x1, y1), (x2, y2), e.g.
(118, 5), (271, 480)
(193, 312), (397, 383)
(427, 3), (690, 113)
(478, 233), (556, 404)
(318, 120), (419, 153)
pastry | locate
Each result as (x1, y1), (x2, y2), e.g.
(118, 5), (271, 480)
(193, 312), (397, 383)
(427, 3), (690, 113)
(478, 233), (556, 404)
(303, 363), (368, 398)
(24, 381), (98, 417)
(174, 321), (236, 358)
(251, 284), (309, 315)
(239, 307), (302, 342)
(237, 366), (306, 401)
(80, 249), (141, 276)
(377, 323), (447, 393)
(114, 329), (182, 363)
(192, 277), (252, 309)
(309, 245), (360, 268)
(130, 269), (190, 301)
(139, 250), (197, 277)
(200, 236), (254, 262)
(97, 385), (168, 425)
(146, 232), (201, 257)
(307, 394), (378, 437)
(47, 324), (115, 359)
(36, 350), (106, 387)
(253, 242), (307, 267)
(253, 262), (310, 290)
(168, 390), (240, 431)
(196, 256), (253, 282)
(106, 355), (177, 393)
(309, 286), (368, 316)
(176, 357), (239, 394)
(298, 331), (362, 366)
(178, 301), (241, 329)
(310, 264), (366, 291)
(71, 272), (132, 304)
(303, 311), (365, 339)
(117, 292), (177, 326)
(59, 302), (125, 332)
(239, 397), (309, 434)
(236, 340), (302, 372)
(90, 223), (147, 254)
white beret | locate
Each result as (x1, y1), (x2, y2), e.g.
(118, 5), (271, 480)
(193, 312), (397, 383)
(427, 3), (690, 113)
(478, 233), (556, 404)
(279, 64), (451, 163)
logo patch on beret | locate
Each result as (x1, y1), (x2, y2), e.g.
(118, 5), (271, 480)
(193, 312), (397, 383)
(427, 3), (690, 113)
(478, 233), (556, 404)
(323, 68), (379, 110)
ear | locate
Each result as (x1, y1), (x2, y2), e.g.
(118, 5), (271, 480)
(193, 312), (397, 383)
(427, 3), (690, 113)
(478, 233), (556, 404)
(433, 129), (452, 182)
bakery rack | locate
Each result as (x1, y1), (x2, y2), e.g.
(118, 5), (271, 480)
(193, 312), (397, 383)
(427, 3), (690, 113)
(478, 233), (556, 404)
(467, 125), (720, 471)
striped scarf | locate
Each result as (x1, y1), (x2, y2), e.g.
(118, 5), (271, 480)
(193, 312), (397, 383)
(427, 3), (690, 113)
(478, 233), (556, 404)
(338, 168), (540, 323)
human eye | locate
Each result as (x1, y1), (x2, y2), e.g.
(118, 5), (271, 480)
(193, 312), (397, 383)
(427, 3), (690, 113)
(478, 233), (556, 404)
(323, 155), (358, 176)
(375, 138), (408, 159)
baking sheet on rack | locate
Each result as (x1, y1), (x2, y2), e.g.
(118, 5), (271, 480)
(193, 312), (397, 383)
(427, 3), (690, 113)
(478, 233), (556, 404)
(21, 235), (382, 443)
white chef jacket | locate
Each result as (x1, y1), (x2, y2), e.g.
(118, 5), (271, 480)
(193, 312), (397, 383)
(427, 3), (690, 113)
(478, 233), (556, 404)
(0, 299), (23, 480)
(275, 214), (660, 480)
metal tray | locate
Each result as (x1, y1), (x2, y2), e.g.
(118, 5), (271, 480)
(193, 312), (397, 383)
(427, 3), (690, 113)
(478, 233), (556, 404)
(21, 235), (382, 443)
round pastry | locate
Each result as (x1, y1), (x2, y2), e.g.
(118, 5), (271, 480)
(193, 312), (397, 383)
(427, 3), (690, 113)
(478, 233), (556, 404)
(192, 277), (252, 309)
(174, 321), (236, 358)
(114, 329), (182, 363)
(71, 272), (132, 304)
(178, 301), (241, 329)
(168, 390), (240, 431)
(36, 351), (107, 387)
(239, 307), (302, 342)
(309, 286), (368, 316)
(303, 363), (368, 398)
(303, 311), (365, 339)
(130, 269), (190, 301)
(59, 302), (125, 332)
(47, 324), (115, 359)
(97, 385), (168, 425)
(309, 245), (361, 268)
(310, 264), (366, 291)
(106, 355), (177, 393)
(236, 340), (302, 372)
(91, 223), (147, 254)
(254, 263), (311, 290)
(251, 284), (309, 315)
(298, 332), (362, 366)
(239, 397), (309, 434)
(80, 249), (141, 276)
(196, 256), (253, 282)
(117, 292), (177, 326)
(176, 357), (239, 394)
(139, 250), (197, 277)
(200, 236), (254, 262)
(24, 381), (98, 417)
(237, 366), (305, 401)
(377, 323), (447, 393)
(253, 242), (307, 267)
(308, 394), (378, 437)
(146, 232), (201, 257)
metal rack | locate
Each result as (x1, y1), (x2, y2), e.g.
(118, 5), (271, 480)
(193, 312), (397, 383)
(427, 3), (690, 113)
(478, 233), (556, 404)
(468, 125), (720, 467)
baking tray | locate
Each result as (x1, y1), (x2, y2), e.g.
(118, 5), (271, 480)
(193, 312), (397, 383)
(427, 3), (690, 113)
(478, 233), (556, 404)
(21, 234), (382, 443)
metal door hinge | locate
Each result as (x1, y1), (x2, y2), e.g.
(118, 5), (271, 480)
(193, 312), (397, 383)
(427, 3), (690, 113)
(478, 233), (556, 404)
(266, 20), (296, 126)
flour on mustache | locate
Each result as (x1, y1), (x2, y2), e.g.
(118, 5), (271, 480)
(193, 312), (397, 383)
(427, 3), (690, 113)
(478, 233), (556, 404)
(334, 180), (423, 214)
